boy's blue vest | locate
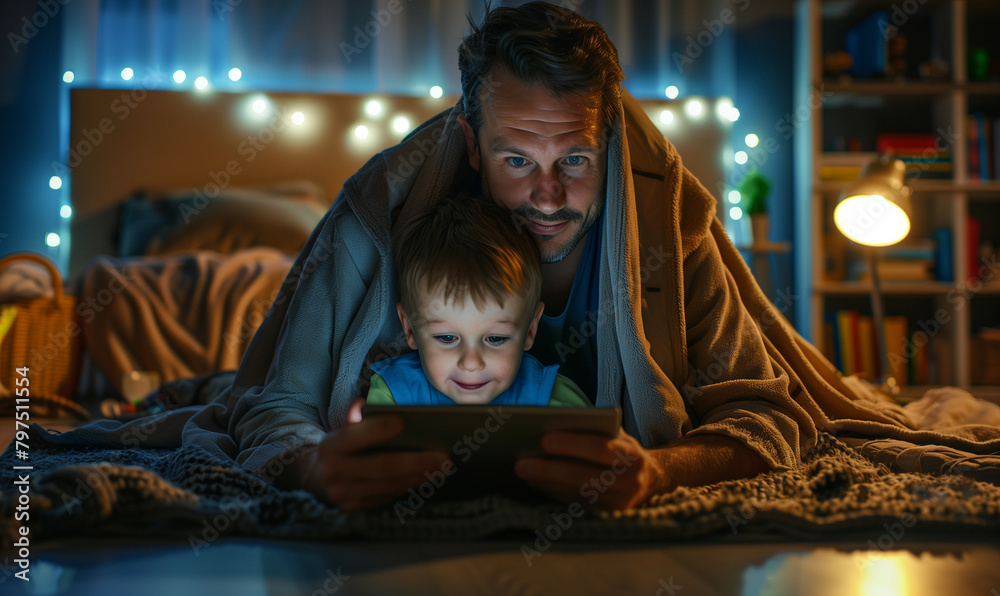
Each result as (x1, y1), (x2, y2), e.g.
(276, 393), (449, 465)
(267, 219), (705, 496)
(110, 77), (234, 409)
(369, 352), (557, 406)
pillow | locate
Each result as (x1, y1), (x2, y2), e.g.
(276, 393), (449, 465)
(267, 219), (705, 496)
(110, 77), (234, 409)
(117, 182), (330, 257)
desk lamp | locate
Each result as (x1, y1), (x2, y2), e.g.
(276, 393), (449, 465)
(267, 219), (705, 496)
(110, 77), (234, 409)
(833, 155), (912, 395)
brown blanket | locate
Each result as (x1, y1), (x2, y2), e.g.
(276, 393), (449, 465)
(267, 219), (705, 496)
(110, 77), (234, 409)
(77, 248), (293, 396)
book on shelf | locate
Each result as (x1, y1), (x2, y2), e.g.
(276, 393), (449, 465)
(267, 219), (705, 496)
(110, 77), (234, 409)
(933, 227), (953, 282)
(836, 310), (862, 377)
(877, 133), (953, 180)
(833, 313), (946, 385)
(968, 113), (999, 181)
(824, 310), (924, 383)
(818, 152), (877, 181)
(850, 258), (935, 282)
(882, 315), (909, 385)
(856, 315), (879, 381)
(995, 116), (1000, 183)
(967, 216), (982, 282)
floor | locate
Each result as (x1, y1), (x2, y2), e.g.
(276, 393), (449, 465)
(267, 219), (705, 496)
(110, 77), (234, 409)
(3, 537), (999, 596)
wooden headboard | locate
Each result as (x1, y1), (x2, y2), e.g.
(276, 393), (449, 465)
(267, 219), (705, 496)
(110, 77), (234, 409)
(68, 88), (730, 274)
(67, 88), (456, 274)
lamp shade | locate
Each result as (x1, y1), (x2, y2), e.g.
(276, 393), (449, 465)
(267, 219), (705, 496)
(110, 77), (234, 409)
(834, 155), (912, 247)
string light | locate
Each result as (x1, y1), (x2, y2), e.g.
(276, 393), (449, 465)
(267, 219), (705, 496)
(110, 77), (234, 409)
(365, 100), (382, 117)
(664, 85), (679, 99)
(121, 67), (134, 81)
(392, 116), (410, 133)
(49, 176), (62, 190)
(429, 86), (443, 98)
(62, 71), (74, 83)
(735, 151), (749, 165)
(228, 68), (242, 82)
(172, 70), (186, 84)
(658, 110), (674, 125)
(195, 76), (209, 90)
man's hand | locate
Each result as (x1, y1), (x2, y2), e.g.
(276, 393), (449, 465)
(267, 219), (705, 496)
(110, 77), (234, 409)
(514, 428), (660, 509)
(297, 399), (450, 510)
(514, 428), (769, 510)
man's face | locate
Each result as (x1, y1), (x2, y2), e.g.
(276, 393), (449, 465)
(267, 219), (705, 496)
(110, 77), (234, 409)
(460, 71), (608, 263)
(397, 287), (544, 405)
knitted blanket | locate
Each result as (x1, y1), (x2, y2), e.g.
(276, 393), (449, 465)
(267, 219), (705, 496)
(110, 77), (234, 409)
(3, 429), (997, 554)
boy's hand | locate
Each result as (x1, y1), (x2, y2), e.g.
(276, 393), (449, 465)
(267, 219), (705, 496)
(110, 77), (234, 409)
(303, 398), (450, 510)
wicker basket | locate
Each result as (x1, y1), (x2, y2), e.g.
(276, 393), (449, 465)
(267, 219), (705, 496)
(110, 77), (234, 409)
(0, 252), (88, 419)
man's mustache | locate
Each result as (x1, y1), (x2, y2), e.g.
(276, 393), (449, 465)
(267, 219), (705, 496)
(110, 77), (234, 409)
(513, 205), (584, 223)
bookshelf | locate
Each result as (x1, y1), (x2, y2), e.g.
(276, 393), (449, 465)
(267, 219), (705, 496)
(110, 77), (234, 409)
(794, 0), (1000, 400)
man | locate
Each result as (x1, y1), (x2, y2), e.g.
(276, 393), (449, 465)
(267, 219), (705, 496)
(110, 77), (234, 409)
(228, 2), (820, 511)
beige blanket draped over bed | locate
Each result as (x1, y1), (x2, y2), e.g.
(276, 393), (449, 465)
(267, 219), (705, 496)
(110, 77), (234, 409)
(77, 248), (292, 396)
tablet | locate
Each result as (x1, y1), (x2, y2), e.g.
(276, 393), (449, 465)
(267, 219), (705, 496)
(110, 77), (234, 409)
(360, 405), (622, 498)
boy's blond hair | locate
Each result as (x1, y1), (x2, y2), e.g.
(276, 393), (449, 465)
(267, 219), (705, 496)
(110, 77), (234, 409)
(392, 194), (542, 316)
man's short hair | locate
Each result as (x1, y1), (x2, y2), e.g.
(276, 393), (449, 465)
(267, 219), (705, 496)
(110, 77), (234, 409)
(392, 194), (543, 316)
(458, 1), (625, 139)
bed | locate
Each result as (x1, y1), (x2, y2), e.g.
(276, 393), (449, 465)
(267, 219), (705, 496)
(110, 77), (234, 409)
(2, 88), (999, 595)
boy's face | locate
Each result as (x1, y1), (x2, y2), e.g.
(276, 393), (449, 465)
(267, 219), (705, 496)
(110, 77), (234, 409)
(397, 286), (544, 405)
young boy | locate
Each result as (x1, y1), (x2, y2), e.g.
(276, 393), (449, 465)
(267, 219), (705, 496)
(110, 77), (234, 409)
(366, 194), (590, 407)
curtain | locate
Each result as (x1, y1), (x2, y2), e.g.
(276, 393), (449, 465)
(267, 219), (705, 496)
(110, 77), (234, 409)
(61, 0), (738, 99)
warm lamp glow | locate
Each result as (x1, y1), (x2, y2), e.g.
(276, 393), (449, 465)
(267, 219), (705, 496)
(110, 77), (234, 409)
(835, 156), (912, 247)
(834, 194), (911, 246)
